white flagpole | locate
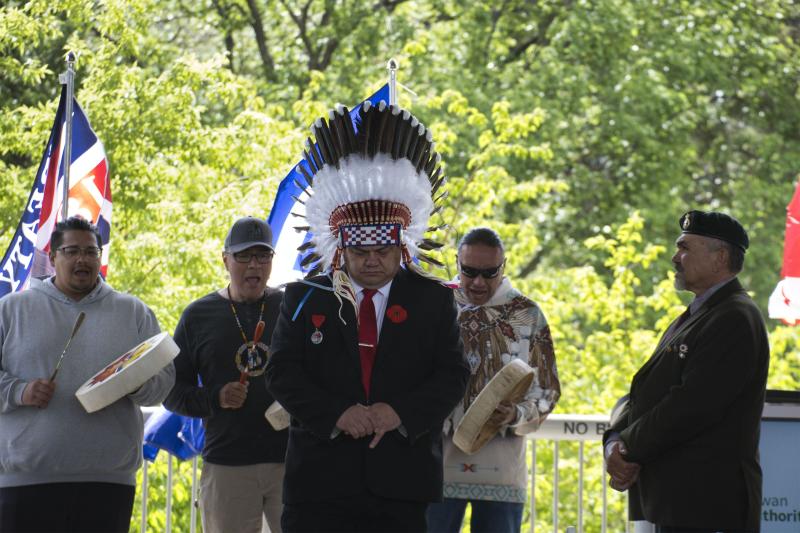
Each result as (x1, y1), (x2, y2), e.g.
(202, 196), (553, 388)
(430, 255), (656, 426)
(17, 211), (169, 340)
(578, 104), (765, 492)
(387, 58), (398, 105)
(58, 51), (76, 220)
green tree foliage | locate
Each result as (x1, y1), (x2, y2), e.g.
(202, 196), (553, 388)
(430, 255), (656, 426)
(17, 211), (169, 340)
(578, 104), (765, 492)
(2, 0), (799, 531)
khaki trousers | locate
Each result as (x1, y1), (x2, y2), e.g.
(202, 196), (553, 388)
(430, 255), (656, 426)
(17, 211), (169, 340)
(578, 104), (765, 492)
(200, 462), (285, 533)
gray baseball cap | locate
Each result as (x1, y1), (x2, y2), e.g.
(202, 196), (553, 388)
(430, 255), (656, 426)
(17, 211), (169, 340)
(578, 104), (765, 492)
(224, 217), (275, 253)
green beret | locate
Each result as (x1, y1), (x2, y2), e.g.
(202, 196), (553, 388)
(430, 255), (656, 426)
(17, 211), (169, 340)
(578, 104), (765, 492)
(679, 210), (749, 251)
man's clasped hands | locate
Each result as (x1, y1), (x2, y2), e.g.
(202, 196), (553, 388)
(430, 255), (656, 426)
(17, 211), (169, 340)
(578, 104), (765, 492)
(336, 403), (402, 448)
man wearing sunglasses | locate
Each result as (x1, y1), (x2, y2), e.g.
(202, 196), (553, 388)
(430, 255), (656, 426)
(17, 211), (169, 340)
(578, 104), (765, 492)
(0, 216), (175, 533)
(427, 227), (561, 533)
(165, 216), (287, 533)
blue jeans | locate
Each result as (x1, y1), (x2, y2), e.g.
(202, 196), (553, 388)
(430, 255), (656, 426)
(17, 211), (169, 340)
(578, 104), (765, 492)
(426, 498), (523, 533)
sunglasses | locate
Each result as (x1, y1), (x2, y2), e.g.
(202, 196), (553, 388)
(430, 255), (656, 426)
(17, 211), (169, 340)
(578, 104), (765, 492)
(459, 261), (504, 279)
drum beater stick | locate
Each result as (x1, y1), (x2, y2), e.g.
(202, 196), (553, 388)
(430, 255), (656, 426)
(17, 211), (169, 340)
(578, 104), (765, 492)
(50, 311), (86, 381)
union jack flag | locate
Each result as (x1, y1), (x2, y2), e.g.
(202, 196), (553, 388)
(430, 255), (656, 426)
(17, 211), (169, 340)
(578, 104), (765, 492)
(0, 86), (111, 297)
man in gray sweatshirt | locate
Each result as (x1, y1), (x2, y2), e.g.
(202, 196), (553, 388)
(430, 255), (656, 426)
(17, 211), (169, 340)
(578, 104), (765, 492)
(0, 216), (175, 532)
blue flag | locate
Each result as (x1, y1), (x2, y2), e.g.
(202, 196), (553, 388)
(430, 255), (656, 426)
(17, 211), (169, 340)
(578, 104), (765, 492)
(143, 406), (204, 461)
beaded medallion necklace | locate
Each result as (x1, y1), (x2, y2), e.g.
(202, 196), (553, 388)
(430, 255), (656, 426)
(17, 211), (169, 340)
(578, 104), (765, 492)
(227, 286), (266, 344)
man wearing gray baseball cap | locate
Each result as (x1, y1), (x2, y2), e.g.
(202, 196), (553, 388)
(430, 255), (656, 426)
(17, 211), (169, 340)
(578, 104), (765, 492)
(165, 216), (287, 533)
(225, 216), (275, 253)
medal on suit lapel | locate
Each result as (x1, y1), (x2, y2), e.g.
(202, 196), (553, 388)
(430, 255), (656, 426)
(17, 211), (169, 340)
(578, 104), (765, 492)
(311, 314), (325, 344)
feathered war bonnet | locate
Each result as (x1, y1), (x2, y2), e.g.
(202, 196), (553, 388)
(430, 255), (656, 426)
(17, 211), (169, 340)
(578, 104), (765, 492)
(295, 100), (448, 320)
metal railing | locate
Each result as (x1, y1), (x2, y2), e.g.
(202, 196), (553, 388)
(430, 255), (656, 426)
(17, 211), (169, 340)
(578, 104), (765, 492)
(137, 413), (625, 533)
(528, 414), (623, 533)
(140, 455), (200, 533)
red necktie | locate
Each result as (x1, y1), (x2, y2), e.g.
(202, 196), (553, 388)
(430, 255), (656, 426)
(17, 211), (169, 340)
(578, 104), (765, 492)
(358, 289), (378, 397)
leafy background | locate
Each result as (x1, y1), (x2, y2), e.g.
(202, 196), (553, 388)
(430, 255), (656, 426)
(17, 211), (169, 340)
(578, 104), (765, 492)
(2, 1), (799, 531)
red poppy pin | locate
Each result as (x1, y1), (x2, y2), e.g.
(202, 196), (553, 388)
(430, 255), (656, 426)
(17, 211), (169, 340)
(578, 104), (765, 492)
(386, 305), (408, 324)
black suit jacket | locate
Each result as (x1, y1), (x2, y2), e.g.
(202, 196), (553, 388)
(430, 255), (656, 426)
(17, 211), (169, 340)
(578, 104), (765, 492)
(265, 268), (469, 504)
(606, 278), (769, 530)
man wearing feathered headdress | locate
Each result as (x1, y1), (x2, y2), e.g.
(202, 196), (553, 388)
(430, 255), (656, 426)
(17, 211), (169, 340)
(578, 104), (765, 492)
(265, 100), (469, 531)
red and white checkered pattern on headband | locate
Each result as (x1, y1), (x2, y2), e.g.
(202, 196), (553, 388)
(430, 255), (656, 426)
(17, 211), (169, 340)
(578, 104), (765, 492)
(340, 224), (401, 247)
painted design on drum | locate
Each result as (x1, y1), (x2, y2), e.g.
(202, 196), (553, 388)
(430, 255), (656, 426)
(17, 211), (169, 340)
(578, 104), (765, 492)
(88, 338), (155, 386)
(235, 341), (270, 377)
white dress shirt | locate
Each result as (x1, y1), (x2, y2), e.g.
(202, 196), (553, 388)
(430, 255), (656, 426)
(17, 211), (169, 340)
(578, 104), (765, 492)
(349, 277), (393, 337)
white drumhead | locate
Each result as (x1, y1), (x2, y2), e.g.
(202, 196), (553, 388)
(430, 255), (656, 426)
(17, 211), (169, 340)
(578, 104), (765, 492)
(452, 359), (534, 455)
(264, 402), (290, 431)
(265, 401), (290, 430)
(75, 332), (179, 413)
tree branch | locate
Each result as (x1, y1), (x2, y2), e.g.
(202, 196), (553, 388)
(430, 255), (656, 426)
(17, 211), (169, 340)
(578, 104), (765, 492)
(211, 0), (237, 72)
(319, 37), (340, 71)
(500, 6), (561, 65)
(485, 0), (511, 64)
(245, 0), (278, 82)
(375, 0), (409, 12)
(279, 0), (317, 69)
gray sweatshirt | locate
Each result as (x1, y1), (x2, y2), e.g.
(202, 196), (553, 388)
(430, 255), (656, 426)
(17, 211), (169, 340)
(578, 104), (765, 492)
(0, 277), (175, 487)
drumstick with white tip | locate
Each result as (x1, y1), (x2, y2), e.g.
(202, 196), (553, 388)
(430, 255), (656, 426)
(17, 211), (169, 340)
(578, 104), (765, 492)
(239, 320), (265, 384)
(50, 311), (86, 381)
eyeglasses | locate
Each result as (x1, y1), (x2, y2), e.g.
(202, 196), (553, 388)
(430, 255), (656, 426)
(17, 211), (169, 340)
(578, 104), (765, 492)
(231, 251), (274, 264)
(56, 246), (102, 259)
(459, 261), (504, 279)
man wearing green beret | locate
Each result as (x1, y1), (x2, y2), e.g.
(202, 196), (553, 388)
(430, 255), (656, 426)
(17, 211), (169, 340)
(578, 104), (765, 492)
(603, 210), (769, 532)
